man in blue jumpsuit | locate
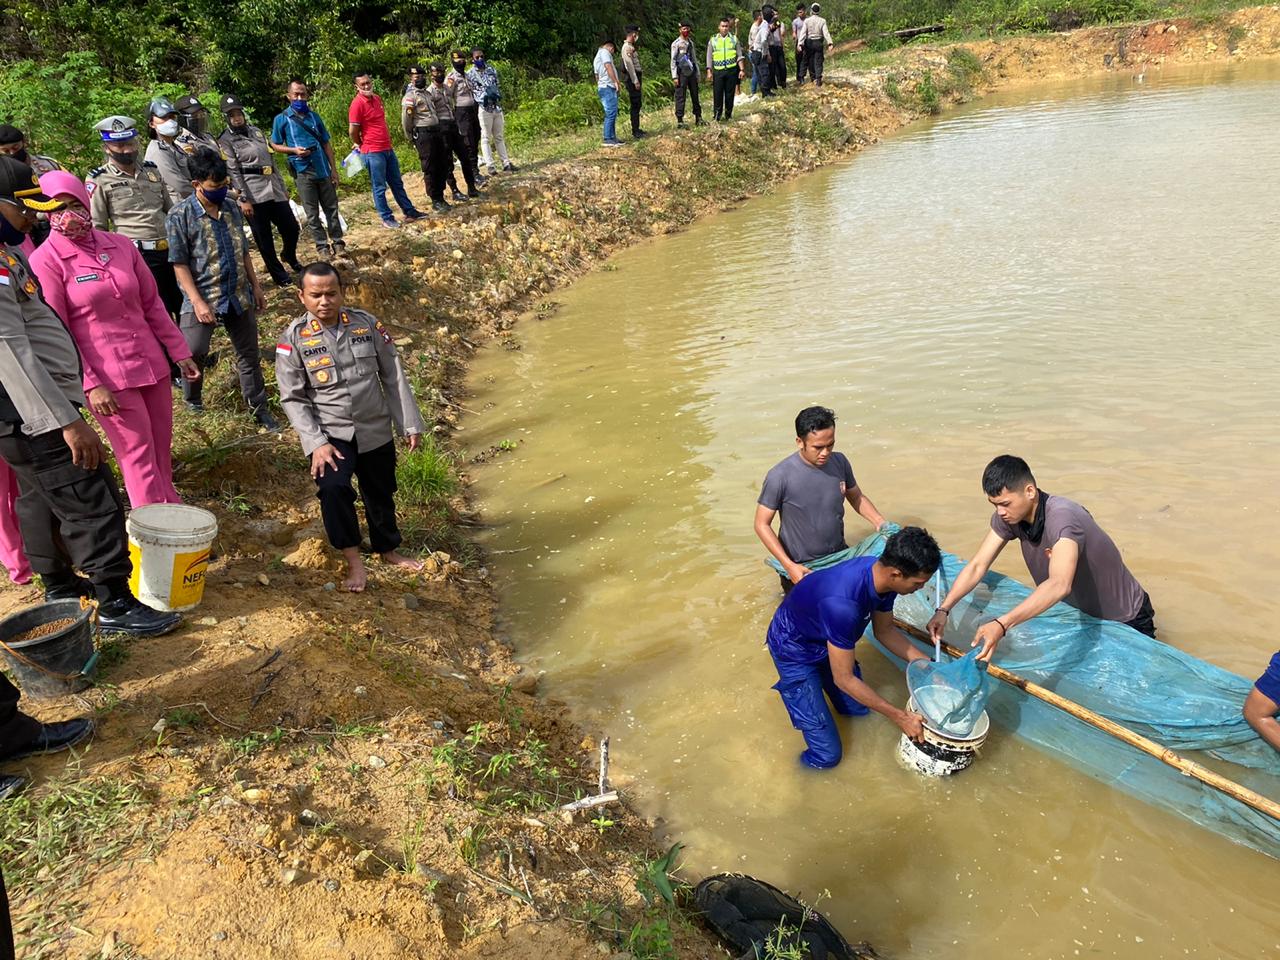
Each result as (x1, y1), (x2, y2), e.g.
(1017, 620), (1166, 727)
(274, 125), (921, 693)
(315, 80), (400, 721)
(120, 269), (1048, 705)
(766, 526), (938, 768)
(1244, 652), (1280, 753)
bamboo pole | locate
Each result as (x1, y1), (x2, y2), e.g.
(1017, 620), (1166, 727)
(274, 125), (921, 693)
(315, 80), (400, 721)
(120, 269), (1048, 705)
(894, 619), (1280, 823)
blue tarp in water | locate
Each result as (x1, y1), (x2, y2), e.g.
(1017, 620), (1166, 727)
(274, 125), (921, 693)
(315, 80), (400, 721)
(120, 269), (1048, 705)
(767, 530), (1280, 858)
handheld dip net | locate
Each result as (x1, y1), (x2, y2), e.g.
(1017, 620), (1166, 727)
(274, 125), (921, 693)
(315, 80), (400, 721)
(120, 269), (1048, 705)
(767, 528), (1280, 858)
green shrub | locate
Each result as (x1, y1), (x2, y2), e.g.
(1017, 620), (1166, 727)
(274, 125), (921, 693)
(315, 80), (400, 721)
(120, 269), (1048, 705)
(396, 436), (457, 507)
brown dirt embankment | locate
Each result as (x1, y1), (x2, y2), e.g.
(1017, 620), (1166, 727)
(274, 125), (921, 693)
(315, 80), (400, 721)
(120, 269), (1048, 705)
(2, 9), (1278, 960)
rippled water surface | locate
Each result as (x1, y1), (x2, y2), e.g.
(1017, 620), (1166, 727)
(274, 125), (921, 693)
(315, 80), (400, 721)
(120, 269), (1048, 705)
(466, 61), (1280, 958)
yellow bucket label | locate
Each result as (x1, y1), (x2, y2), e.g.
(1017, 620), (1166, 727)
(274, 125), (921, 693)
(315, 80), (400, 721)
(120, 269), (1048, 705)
(128, 540), (142, 597)
(170, 548), (211, 608)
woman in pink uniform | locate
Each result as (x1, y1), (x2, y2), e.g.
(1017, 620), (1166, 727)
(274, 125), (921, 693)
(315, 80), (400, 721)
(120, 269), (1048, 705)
(0, 463), (31, 585)
(28, 171), (199, 507)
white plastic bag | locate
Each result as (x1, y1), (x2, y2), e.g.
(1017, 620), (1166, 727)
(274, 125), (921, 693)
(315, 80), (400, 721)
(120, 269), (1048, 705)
(342, 148), (365, 178)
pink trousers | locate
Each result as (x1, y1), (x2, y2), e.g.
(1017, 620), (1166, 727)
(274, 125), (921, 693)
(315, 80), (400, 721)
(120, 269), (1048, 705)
(94, 379), (181, 507)
(0, 460), (32, 585)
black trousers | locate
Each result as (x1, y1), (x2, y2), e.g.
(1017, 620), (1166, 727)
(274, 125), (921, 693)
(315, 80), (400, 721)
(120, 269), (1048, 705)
(179, 306), (267, 411)
(770, 46), (787, 88)
(141, 248), (183, 320)
(795, 44), (807, 83)
(455, 103), (481, 181)
(713, 69), (738, 119)
(805, 39), (826, 83)
(0, 674), (41, 757)
(315, 437), (402, 554)
(248, 199), (301, 282)
(674, 73), (702, 122)
(413, 127), (449, 202)
(1125, 592), (1158, 639)
(624, 75), (643, 135)
(0, 426), (130, 600)
(440, 122), (477, 195)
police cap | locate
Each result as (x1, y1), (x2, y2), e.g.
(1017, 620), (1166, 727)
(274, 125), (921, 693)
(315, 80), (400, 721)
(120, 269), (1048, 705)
(174, 95), (207, 114)
(219, 94), (244, 114)
(94, 115), (139, 142)
(0, 156), (61, 210)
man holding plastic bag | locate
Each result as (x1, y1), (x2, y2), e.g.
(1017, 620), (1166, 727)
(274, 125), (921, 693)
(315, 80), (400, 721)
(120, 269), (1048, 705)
(765, 526), (939, 769)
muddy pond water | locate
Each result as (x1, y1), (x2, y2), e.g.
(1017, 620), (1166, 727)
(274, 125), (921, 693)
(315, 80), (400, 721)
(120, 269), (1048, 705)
(465, 60), (1280, 958)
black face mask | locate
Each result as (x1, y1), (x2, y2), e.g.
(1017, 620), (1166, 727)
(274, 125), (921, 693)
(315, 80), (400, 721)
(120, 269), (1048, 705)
(413, 77), (427, 89)
(432, 74), (445, 85)
(109, 150), (138, 167)
(10, 149), (28, 164)
(0, 217), (26, 246)
(230, 121), (248, 133)
(452, 60), (466, 73)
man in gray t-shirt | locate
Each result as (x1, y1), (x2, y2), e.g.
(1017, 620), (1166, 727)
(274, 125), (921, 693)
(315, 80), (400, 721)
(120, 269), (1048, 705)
(755, 406), (886, 591)
(928, 454), (1155, 661)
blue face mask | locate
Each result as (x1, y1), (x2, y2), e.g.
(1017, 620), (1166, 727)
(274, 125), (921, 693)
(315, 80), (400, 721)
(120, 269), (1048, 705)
(201, 185), (229, 205)
(473, 58), (486, 70)
(291, 99), (310, 114)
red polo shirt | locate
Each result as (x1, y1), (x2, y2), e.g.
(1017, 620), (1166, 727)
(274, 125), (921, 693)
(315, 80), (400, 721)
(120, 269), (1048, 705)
(348, 92), (393, 153)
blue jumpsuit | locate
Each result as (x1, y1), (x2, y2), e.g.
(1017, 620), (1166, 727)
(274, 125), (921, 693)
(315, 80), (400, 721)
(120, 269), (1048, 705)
(766, 555), (895, 769)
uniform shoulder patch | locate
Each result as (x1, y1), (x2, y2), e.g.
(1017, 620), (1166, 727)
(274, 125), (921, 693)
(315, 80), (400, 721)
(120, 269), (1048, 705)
(87, 166), (105, 178)
(142, 160), (159, 168)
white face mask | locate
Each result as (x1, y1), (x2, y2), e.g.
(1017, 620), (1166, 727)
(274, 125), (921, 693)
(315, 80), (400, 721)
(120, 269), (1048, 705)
(157, 119), (179, 137)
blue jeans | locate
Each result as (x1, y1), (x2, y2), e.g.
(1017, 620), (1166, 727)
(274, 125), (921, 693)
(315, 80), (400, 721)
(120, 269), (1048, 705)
(598, 86), (618, 143)
(750, 51), (762, 94)
(770, 649), (869, 769)
(363, 149), (420, 222)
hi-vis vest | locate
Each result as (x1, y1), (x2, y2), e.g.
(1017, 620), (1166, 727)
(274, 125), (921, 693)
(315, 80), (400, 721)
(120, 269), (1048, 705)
(710, 34), (739, 70)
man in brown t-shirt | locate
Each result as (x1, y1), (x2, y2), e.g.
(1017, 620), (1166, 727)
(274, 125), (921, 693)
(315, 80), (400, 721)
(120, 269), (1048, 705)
(928, 455), (1155, 660)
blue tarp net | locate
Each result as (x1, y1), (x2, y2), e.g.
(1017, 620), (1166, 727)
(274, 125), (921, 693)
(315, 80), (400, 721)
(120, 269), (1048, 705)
(766, 529), (1280, 858)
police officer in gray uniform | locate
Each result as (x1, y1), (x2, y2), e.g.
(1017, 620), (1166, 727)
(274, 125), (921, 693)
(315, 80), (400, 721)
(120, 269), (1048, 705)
(174, 95), (223, 157)
(217, 95), (302, 287)
(0, 156), (181, 636)
(276, 262), (427, 593)
(401, 66), (449, 210)
(87, 115), (182, 319)
(145, 97), (193, 203)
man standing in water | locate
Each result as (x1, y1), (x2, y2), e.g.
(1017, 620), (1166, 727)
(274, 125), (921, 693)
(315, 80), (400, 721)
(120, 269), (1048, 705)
(927, 455), (1157, 660)
(1244, 652), (1280, 753)
(755, 406), (887, 593)
(766, 526), (935, 769)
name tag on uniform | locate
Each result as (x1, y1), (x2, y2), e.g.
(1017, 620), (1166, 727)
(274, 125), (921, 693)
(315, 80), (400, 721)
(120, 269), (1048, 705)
(262, 165), (273, 175)
(75, 273), (101, 283)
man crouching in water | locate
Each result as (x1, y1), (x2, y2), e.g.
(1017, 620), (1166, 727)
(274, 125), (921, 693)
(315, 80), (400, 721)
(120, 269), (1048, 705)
(766, 526), (938, 769)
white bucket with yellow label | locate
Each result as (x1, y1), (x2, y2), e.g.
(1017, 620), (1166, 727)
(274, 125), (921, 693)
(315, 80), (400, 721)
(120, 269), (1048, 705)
(126, 504), (218, 612)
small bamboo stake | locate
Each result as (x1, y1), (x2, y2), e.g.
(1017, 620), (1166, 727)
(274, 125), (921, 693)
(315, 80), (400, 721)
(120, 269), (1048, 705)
(894, 619), (1280, 823)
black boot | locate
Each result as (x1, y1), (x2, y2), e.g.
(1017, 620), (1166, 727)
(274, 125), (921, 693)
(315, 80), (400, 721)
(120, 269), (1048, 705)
(253, 407), (281, 431)
(96, 597), (181, 637)
(0, 775), (27, 799)
(44, 575), (93, 603)
(0, 718), (94, 763)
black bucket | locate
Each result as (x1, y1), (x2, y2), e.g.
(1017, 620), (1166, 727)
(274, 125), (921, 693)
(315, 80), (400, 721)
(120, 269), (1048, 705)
(0, 600), (98, 699)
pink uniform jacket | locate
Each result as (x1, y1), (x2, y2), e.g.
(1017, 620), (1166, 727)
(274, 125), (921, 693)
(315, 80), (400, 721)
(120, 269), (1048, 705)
(29, 228), (192, 393)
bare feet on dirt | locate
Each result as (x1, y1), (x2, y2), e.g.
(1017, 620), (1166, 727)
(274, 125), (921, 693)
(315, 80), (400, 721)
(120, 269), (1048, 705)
(380, 550), (424, 572)
(341, 547), (368, 592)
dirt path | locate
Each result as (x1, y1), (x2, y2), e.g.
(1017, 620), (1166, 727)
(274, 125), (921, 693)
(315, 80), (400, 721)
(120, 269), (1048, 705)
(3, 9), (1278, 959)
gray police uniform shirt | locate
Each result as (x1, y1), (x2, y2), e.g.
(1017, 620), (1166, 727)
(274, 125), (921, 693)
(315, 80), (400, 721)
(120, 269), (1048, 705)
(218, 124), (287, 205)
(445, 70), (476, 108)
(990, 493), (1147, 622)
(87, 158), (171, 241)
(0, 244), (85, 437)
(275, 308), (427, 457)
(28, 155), (63, 176)
(145, 139), (193, 203)
(401, 86), (442, 139)
(426, 84), (456, 124)
(758, 451), (857, 564)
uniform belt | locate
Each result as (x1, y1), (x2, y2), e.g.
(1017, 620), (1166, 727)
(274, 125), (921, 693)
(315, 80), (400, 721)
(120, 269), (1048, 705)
(134, 239), (169, 251)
